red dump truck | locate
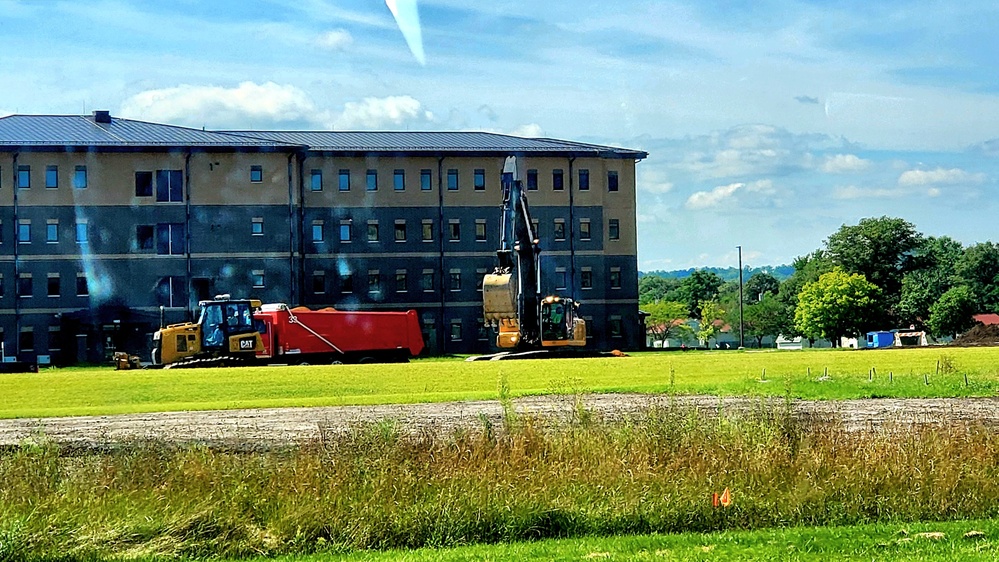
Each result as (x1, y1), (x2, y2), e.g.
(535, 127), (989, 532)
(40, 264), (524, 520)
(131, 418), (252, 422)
(253, 304), (424, 364)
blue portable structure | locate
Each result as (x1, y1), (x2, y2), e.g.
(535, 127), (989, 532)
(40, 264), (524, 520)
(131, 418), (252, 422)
(866, 331), (894, 348)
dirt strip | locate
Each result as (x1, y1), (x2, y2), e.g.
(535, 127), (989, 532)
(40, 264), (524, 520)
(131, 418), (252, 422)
(1, 394), (998, 451)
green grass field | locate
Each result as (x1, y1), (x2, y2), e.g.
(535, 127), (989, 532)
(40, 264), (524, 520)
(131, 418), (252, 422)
(2, 346), (998, 418)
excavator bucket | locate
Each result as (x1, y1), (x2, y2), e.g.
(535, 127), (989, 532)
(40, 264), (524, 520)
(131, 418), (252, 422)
(483, 272), (517, 320)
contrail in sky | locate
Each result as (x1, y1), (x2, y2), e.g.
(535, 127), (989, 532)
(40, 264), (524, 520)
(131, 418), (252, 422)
(385, 0), (425, 65)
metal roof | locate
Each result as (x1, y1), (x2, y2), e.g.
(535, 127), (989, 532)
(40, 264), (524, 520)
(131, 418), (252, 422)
(0, 114), (299, 149)
(0, 114), (647, 159)
(224, 130), (648, 159)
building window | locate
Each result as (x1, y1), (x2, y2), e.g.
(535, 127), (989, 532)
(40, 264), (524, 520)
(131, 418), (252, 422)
(252, 270), (265, 289)
(368, 270), (381, 294)
(367, 221), (379, 242)
(552, 169), (564, 191)
(46, 221), (58, 243)
(156, 276), (186, 307)
(421, 270), (434, 292)
(450, 320), (462, 342)
(395, 270), (407, 292)
(555, 268), (567, 290)
(448, 220), (460, 242)
(311, 170), (323, 192)
(48, 326), (62, 352)
(394, 220), (406, 242)
(579, 169), (590, 191)
(609, 316), (623, 338)
(338, 169), (350, 191)
(76, 274), (89, 296)
(155, 170), (183, 202)
(75, 222), (88, 244)
(312, 221), (324, 243)
(339, 221), (352, 242)
(250, 165), (263, 183)
(608, 170), (619, 192)
(473, 169), (485, 191)
(47, 274), (60, 297)
(475, 219), (487, 242)
(156, 223), (184, 255)
(476, 268), (487, 292)
(526, 169), (538, 190)
(74, 166), (88, 189)
(17, 165), (30, 189)
(135, 171), (153, 197)
(420, 169), (432, 191)
(449, 270), (461, 291)
(366, 170), (378, 191)
(19, 329), (33, 353)
(341, 273), (354, 293)
(0, 274), (4, 297)
(422, 220), (434, 242)
(610, 267), (621, 289)
(554, 220), (566, 241)
(579, 219), (591, 241)
(46, 165), (58, 188)
(581, 268), (593, 289)
(312, 271), (326, 294)
(16, 275), (31, 298)
(17, 221), (30, 244)
(137, 225), (154, 250)
(608, 219), (620, 241)
(447, 169), (459, 190)
(394, 169), (405, 191)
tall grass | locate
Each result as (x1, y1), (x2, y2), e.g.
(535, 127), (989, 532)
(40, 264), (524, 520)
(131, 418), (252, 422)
(4, 401), (999, 560)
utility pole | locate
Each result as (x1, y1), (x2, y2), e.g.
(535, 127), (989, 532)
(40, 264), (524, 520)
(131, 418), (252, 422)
(737, 245), (744, 349)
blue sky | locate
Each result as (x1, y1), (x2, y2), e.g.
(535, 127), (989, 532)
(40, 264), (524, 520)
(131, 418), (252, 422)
(1, 0), (998, 270)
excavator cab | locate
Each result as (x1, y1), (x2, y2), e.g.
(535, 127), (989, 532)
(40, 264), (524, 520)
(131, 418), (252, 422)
(540, 296), (586, 347)
(151, 295), (264, 367)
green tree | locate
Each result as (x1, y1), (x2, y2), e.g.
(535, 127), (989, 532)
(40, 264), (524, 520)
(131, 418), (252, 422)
(927, 286), (979, 338)
(696, 301), (725, 347)
(680, 270), (723, 319)
(954, 242), (999, 313)
(897, 236), (965, 327)
(794, 270), (880, 346)
(741, 294), (787, 347)
(778, 251), (834, 338)
(643, 301), (692, 346)
(639, 275), (682, 305)
(824, 216), (923, 321)
(744, 272), (780, 304)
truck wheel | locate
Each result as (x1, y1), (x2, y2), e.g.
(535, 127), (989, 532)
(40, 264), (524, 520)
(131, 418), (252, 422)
(357, 356), (376, 364)
(330, 360), (343, 365)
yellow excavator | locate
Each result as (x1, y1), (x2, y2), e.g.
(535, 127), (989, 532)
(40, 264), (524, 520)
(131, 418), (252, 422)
(482, 157), (586, 350)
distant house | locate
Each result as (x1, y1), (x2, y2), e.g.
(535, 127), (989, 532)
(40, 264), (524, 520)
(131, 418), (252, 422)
(974, 314), (999, 326)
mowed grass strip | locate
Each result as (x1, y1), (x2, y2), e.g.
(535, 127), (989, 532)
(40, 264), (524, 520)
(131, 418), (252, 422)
(3, 346), (999, 418)
(291, 520), (999, 562)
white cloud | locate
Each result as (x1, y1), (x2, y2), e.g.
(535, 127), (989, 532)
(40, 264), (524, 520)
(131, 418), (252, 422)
(637, 167), (673, 194)
(686, 182), (742, 209)
(119, 81), (334, 129)
(821, 154), (872, 173)
(833, 185), (906, 200)
(316, 29), (354, 51)
(334, 95), (434, 129)
(685, 179), (775, 209)
(897, 167), (986, 187)
(510, 123), (543, 137)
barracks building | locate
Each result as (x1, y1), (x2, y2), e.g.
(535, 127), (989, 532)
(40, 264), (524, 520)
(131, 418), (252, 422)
(0, 111), (647, 363)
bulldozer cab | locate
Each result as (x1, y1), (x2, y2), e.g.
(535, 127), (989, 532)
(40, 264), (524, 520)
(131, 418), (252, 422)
(199, 300), (257, 350)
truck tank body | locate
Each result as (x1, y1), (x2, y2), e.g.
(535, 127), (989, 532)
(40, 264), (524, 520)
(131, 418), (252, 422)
(254, 305), (424, 362)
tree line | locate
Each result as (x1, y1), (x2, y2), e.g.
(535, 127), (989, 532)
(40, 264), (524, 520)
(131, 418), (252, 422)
(640, 216), (998, 347)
